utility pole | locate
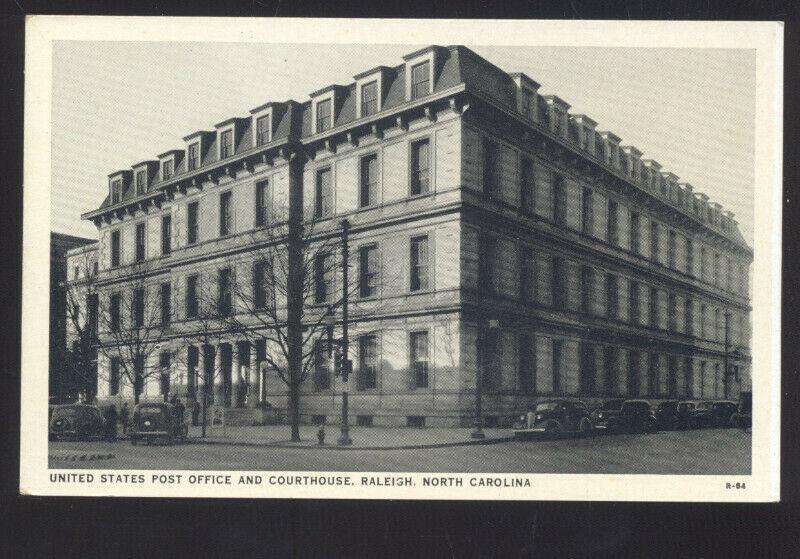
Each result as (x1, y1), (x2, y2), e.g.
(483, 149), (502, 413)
(338, 218), (353, 446)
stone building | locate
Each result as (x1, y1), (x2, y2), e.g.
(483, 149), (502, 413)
(66, 45), (752, 426)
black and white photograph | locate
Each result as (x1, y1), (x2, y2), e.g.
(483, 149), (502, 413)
(21, 18), (782, 500)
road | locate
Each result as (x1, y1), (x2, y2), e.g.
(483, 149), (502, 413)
(49, 428), (750, 474)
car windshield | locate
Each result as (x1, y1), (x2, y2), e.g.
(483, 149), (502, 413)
(52, 407), (78, 418)
(600, 400), (623, 410)
(535, 402), (559, 412)
(139, 407), (164, 416)
(678, 403), (694, 412)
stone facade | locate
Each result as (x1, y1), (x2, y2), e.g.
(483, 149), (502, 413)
(66, 45), (752, 426)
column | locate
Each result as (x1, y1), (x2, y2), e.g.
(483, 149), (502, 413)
(213, 344), (223, 406)
(231, 342), (241, 408)
(242, 342), (257, 409)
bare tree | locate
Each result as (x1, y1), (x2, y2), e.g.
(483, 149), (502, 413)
(61, 250), (100, 402)
(95, 261), (176, 405)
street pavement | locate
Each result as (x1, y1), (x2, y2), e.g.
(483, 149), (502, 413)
(49, 427), (751, 474)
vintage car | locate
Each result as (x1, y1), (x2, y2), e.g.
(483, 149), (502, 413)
(710, 401), (739, 428)
(129, 402), (188, 445)
(676, 401), (699, 429)
(49, 404), (105, 441)
(592, 399), (657, 434)
(513, 400), (594, 438)
(730, 392), (752, 428)
(589, 399), (624, 426)
(654, 400), (680, 430)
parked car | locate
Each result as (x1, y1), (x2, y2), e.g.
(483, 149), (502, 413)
(129, 402), (188, 445)
(676, 401), (699, 429)
(49, 404), (105, 441)
(654, 400), (680, 430)
(730, 392), (752, 428)
(690, 401), (715, 427)
(593, 400), (657, 434)
(589, 399), (624, 427)
(513, 400), (594, 438)
(711, 401), (739, 428)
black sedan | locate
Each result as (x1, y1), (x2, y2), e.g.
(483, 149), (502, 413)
(49, 404), (105, 441)
(513, 400), (594, 438)
(593, 400), (657, 434)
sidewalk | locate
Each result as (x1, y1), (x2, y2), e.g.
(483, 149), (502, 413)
(184, 424), (513, 450)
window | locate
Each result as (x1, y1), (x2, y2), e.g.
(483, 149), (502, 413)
(358, 335), (377, 390)
(316, 99), (332, 133)
(359, 245), (379, 298)
(410, 331), (429, 388)
(135, 222), (145, 262)
(313, 340), (331, 391)
(159, 352), (172, 397)
(581, 265), (594, 314)
(582, 188), (593, 235)
(700, 246), (707, 280)
(552, 257), (566, 310)
(359, 154), (378, 208)
(110, 292), (121, 332)
(649, 353), (660, 397)
(220, 129), (233, 158)
(161, 215), (171, 255)
(481, 329), (501, 391)
(162, 160), (173, 181)
(253, 260), (270, 309)
(686, 238), (694, 275)
(73, 266), (79, 280)
(668, 292), (677, 331)
(685, 299), (694, 335)
(256, 114), (270, 146)
(630, 280), (640, 324)
(479, 236), (496, 294)
(552, 340), (562, 394)
(132, 287), (144, 328)
(135, 170), (147, 195)
(520, 247), (536, 302)
(668, 231), (677, 268)
(520, 157), (536, 214)
(700, 304), (707, 338)
(410, 60), (430, 100)
(649, 287), (659, 328)
(410, 235), (429, 292)
(160, 282), (171, 326)
(255, 180), (269, 227)
(188, 142), (200, 171)
(667, 356), (678, 397)
(714, 252), (720, 286)
(606, 274), (618, 319)
(650, 222), (660, 262)
(714, 308), (722, 342)
(630, 212), (640, 254)
(218, 268), (232, 316)
(482, 139), (498, 196)
(110, 357), (121, 396)
(315, 168), (332, 218)
(219, 191), (232, 236)
(604, 346), (618, 395)
(628, 351), (640, 397)
(607, 199), (618, 245)
(699, 361), (707, 398)
(579, 342), (596, 394)
(410, 139), (430, 195)
(187, 201), (199, 245)
(553, 175), (566, 225)
(360, 80), (378, 117)
(111, 180), (122, 204)
(186, 275), (199, 318)
(726, 256), (733, 291)
(522, 89), (536, 120)
(87, 293), (98, 336)
(684, 356), (694, 398)
(111, 230), (121, 267)
(518, 333), (536, 393)
(314, 252), (332, 304)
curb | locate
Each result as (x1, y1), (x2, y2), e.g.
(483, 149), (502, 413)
(49, 453), (116, 462)
(183, 436), (516, 451)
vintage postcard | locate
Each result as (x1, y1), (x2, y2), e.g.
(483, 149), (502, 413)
(21, 17), (782, 500)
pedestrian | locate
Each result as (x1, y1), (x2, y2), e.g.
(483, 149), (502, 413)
(104, 405), (118, 442)
(120, 402), (130, 435)
(191, 398), (200, 427)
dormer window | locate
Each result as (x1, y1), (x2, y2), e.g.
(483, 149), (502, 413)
(411, 61), (431, 100)
(135, 170), (146, 195)
(162, 159), (173, 180)
(220, 129), (233, 159)
(111, 179), (122, 204)
(316, 98), (332, 133)
(255, 114), (271, 146)
(361, 81), (378, 117)
(522, 89), (536, 120)
(187, 142), (200, 171)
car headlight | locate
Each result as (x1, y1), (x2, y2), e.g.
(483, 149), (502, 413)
(535, 414), (543, 420)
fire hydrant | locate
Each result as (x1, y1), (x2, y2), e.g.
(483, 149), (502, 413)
(317, 425), (326, 446)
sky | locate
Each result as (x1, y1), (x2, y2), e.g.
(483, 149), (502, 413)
(51, 42), (755, 244)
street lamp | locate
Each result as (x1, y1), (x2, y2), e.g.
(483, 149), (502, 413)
(472, 318), (500, 439)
